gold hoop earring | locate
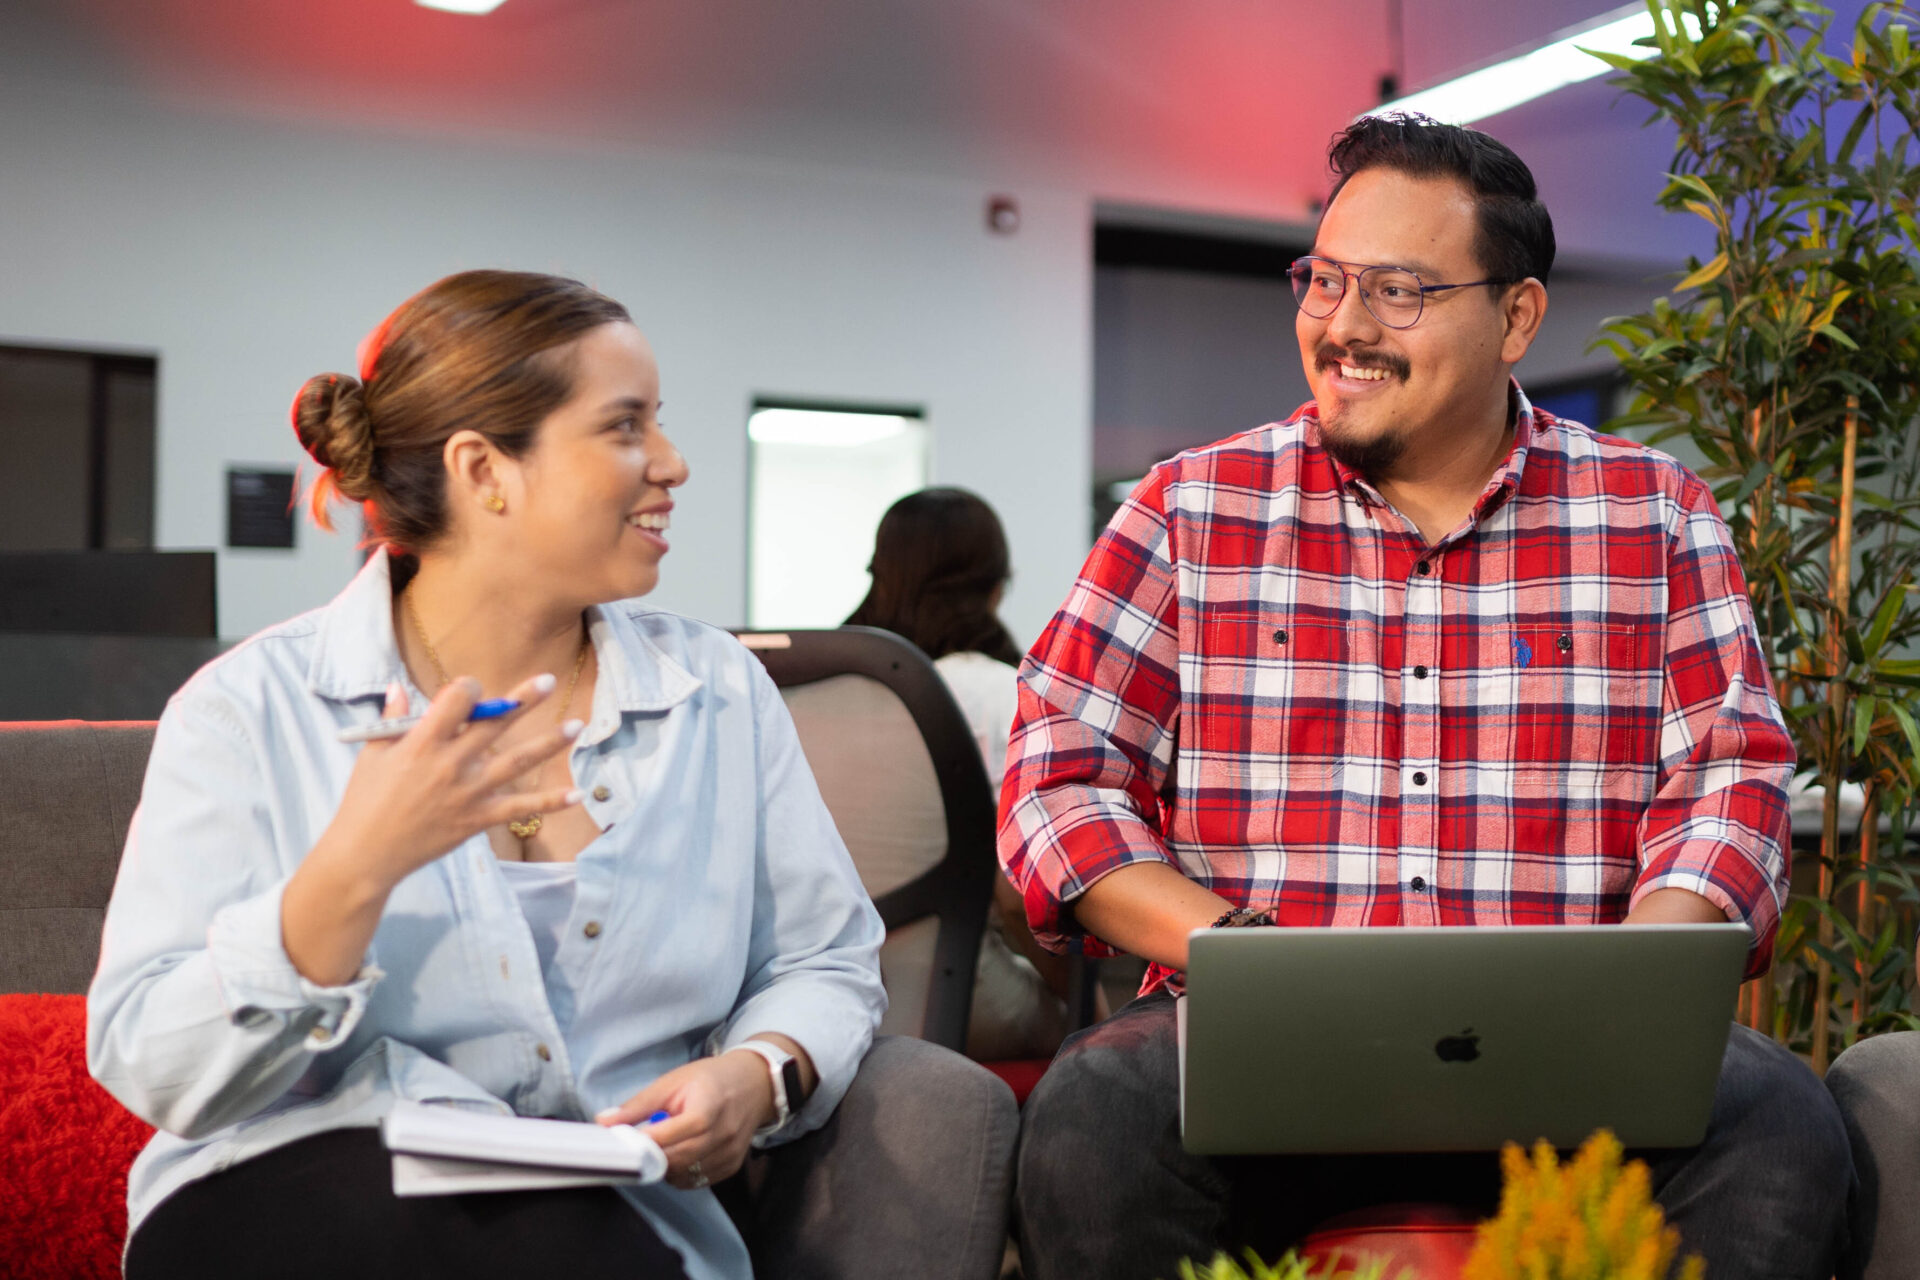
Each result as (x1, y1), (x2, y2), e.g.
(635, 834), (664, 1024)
(484, 494), (506, 513)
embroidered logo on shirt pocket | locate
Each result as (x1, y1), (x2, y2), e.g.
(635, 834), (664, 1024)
(1468, 625), (1652, 773)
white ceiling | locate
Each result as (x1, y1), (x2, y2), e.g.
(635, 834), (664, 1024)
(10, 0), (1814, 265)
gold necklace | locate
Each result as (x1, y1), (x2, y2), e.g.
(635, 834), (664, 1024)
(403, 590), (591, 840)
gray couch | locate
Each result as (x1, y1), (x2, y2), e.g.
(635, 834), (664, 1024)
(1829, 1030), (1920, 1280)
(0, 719), (1018, 1280)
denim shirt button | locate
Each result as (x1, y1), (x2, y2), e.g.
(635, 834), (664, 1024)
(536, 1042), (553, 1062)
(591, 785), (611, 802)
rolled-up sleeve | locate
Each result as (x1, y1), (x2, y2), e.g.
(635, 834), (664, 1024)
(1633, 486), (1794, 977)
(998, 469), (1184, 956)
(87, 695), (379, 1140)
(706, 660), (886, 1146)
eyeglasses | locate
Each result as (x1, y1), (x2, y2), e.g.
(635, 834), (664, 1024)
(1288, 256), (1516, 330)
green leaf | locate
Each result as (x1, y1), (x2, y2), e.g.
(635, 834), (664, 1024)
(1854, 694), (1877, 758)
(1720, 456), (1773, 509)
(1887, 702), (1920, 774)
(1677, 252), (1731, 290)
(1587, 46), (1657, 73)
(1865, 579), (1908, 657)
(1816, 324), (1861, 351)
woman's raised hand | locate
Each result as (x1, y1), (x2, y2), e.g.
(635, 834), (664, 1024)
(282, 674), (585, 986)
(326, 675), (585, 887)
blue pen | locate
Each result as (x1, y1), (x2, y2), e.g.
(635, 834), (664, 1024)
(647, 1111), (671, 1125)
(336, 697), (521, 743)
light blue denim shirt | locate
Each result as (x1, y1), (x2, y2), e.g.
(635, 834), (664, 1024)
(87, 550), (886, 1278)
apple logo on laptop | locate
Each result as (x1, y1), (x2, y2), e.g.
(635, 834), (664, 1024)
(1434, 1028), (1481, 1063)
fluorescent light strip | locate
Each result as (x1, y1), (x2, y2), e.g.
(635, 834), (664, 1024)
(416, 0), (509, 13)
(748, 408), (913, 448)
(1368, 4), (1702, 125)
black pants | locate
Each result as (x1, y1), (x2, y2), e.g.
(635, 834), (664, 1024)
(1016, 990), (1857, 1280)
(126, 1128), (689, 1280)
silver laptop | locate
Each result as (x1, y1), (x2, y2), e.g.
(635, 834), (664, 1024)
(1179, 924), (1748, 1155)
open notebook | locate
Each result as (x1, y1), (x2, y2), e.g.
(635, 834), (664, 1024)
(382, 1100), (671, 1196)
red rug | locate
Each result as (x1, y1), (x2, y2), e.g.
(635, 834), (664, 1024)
(0, 993), (154, 1280)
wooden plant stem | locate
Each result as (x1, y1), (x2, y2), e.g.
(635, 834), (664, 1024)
(1856, 781), (1879, 1029)
(1815, 399), (1860, 1073)
(1741, 402), (1773, 1037)
(1816, 752), (1839, 1072)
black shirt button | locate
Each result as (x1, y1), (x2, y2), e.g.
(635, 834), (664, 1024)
(1273, 629), (1288, 644)
(1413, 665), (1429, 679)
(1412, 771), (1428, 786)
(1410, 876), (1427, 892)
(1415, 561), (1431, 576)
(1557, 633), (1573, 653)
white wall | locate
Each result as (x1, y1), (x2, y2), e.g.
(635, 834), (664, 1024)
(0, 77), (1090, 647)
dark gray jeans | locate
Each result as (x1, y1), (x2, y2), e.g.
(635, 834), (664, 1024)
(1016, 991), (1852, 1280)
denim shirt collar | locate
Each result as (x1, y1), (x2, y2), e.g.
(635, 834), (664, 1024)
(306, 548), (702, 719)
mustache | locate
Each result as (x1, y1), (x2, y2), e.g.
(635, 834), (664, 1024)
(1315, 344), (1410, 381)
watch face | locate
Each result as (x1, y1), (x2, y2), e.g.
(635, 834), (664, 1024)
(780, 1058), (805, 1106)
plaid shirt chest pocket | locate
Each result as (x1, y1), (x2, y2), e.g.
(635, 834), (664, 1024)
(1453, 622), (1661, 873)
(1454, 624), (1657, 776)
(1183, 614), (1363, 838)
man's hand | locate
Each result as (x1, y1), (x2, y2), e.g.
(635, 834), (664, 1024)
(1623, 887), (1731, 926)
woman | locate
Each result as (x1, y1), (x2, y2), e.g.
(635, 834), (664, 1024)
(846, 487), (1078, 1059)
(88, 271), (889, 1280)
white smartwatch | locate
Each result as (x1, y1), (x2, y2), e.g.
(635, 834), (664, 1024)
(732, 1040), (802, 1138)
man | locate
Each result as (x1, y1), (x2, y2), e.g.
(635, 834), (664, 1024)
(1001, 114), (1851, 1279)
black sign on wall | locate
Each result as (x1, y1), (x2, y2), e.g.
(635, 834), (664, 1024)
(226, 468), (297, 549)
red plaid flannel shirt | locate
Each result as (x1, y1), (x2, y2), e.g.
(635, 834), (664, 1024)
(999, 387), (1792, 993)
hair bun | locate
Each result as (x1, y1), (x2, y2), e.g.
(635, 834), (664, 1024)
(291, 372), (375, 501)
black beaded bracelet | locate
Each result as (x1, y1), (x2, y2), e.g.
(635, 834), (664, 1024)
(1209, 907), (1277, 929)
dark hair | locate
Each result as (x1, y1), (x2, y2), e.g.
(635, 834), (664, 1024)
(844, 487), (1021, 667)
(291, 269), (632, 552)
(1324, 112), (1555, 286)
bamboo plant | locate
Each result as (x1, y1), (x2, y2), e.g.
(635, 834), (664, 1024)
(1593, 0), (1920, 1066)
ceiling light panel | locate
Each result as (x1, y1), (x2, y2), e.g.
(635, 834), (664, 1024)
(1370, 4), (1704, 125)
(415, 0), (509, 14)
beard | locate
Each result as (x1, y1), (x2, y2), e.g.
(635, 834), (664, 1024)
(1319, 413), (1406, 481)
(1313, 342), (1411, 482)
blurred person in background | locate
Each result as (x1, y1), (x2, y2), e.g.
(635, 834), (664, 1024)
(848, 486), (1085, 1059)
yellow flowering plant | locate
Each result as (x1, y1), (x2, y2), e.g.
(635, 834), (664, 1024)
(1172, 1250), (1396, 1280)
(1463, 1131), (1704, 1280)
